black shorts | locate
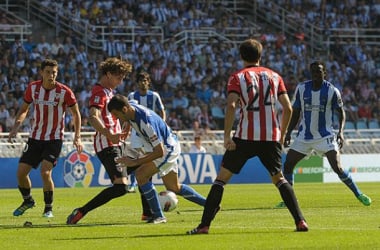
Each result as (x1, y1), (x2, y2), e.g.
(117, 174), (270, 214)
(97, 146), (124, 183)
(222, 138), (282, 176)
(20, 138), (63, 169)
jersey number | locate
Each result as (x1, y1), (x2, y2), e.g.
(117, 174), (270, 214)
(246, 83), (273, 111)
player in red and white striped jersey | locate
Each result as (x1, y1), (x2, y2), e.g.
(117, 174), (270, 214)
(67, 57), (133, 224)
(9, 59), (83, 218)
(188, 39), (308, 235)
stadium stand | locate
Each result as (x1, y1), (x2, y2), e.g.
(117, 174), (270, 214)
(0, 0), (379, 154)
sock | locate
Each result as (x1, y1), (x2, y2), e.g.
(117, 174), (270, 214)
(200, 180), (225, 227)
(18, 186), (33, 203)
(276, 179), (304, 223)
(140, 182), (164, 218)
(338, 169), (361, 197)
(178, 184), (206, 206)
(130, 172), (137, 187)
(81, 184), (127, 214)
(43, 191), (53, 212)
(138, 186), (152, 216)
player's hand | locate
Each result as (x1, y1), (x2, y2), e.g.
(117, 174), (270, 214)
(337, 133), (344, 149)
(74, 137), (83, 154)
(115, 156), (139, 167)
(283, 134), (291, 148)
(224, 137), (236, 151)
(8, 130), (17, 143)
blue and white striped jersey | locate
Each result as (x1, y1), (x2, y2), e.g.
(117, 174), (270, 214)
(127, 90), (164, 114)
(128, 101), (178, 153)
(293, 80), (343, 140)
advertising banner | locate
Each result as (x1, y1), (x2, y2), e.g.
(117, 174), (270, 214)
(323, 154), (380, 183)
(1, 152), (377, 188)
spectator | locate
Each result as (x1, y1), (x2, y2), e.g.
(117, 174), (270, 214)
(358, 102), (373, 121)
(188, 99), (202, 120)
(189, 135), (207, 153)
(0, 102), (9, 129)
(172, 89), (189, 111)
(165, 68), (182, 89)
(196, 81), (213, 104)
(36, 35), (51, 53)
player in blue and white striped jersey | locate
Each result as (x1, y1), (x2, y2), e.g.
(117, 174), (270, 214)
(108, 94), (206, 224)
(275, 61), (371, 208)
(126, 71), (166, 220)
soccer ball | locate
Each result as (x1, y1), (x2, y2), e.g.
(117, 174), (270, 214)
(158, 190), (178, 212)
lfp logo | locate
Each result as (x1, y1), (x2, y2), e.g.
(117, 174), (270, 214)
(64, 151), (94, 187)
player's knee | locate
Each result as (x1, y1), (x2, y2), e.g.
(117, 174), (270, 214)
(112, 184), (128, 197)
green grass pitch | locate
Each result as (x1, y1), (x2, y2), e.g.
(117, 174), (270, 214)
(0, 182), (379, 250)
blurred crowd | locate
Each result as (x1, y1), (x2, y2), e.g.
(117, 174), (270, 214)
(0, 0), (380, 133)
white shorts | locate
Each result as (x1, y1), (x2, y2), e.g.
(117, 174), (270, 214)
(290, 135), (339, 156)
(153, 141), (181, 177)
(125, 134), (181, 177)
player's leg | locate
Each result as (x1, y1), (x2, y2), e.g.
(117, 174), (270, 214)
(128, 172), (137, 192)
(325, 150), (371, 206)
(13, 138), (41, 216)
(135, 161), (165, 223)
(162, 171), (206, 206)
(13, 162), (35, 216)
(67, 147), (128, 224)
(187, 143), (245, 235)
(40, 160), (54, 217)
(262, 142), (308, 231)
(40, 139), (62, 218)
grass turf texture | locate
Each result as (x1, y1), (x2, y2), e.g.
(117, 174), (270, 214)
(0, 183), (379, 250)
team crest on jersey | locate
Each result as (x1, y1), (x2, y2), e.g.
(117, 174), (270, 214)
(94, 96), (100, 103)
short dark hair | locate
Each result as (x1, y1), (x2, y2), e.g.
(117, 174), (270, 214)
(40, 59), (58, 70)
(239, 39), (262, 63)
(107, 94), (129, 113)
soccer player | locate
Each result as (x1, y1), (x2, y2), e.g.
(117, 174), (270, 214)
(9, 59), (83, 218)
(275, 61), (371, 208)
(66, 57), (132, 224)
(127, 71), (166, 221)
(108, 94), (206, 224)
(187, 39), (308, 234)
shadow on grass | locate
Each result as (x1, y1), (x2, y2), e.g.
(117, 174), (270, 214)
(0, 221), (137, 230)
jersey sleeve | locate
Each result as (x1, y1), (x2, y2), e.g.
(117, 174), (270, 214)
(23, 83), (33, 104)
(227, 74), (241, 95)
(277, 76), (287, 96)
(64, 86), (77, 107)
(142, 123), (161, 148)
(154, 92), (165, 111)
(332, 87), (344, 109)
(89, 87), (107, 109)
(292, 85), (301, 109)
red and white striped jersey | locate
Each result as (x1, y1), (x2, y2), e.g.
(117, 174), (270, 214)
(24, 80), (77, 141)
(227, 66), (287, 142)
(89, 84), (121, 153)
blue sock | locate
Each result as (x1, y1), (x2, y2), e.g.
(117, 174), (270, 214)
(178, 184), (206, 206)
(338, 169), (361, 197)
(130, 172), (137, 187)
(140, 182), (164, 218)
(284, 173), (294, 186)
